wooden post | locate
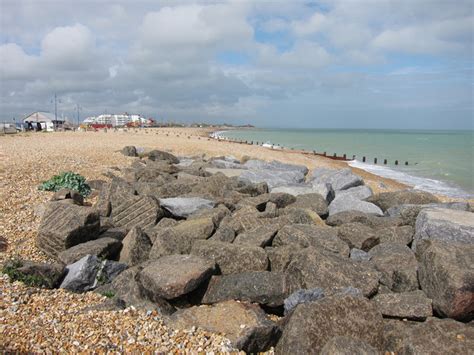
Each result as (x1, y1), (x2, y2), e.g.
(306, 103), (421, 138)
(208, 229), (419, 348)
(395, 160), (399, 165)
(323, 152), (326, 156)
(343, 154), (346, 160)
(384, 159), (387, 164)
(352, 155), (356, 160)
(374, 158), (377, 164)
(333, 153), (337, 158)
(362, 156), (366, 162)
(405, 161), (408, 165)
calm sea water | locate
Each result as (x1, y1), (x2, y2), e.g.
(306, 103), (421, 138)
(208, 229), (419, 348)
(219, 129), (474, 198)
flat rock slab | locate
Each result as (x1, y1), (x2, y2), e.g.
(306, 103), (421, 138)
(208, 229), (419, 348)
(285, 247), (380, 297)
(320, 336), (379, 355)
(417, 240), (474, 320)
(111, 195), (164, 230)
(276, 294), (384, 354)
(119, 227), (152, 266)
(372, 290), (432, 320)
(37, 202), (100, 259)
(329, 195), (383, 216)
(310, 167), (363, 191)
(169, 300), (279, 353)
(335, 185), (373, 200)
(413, 207), (474, 251)
(58, 237), (122, 265)
(159, 197), (215, 218)
(202, 271), (288, 307)
(191, 240), (268, 275)
(244, 159), (308, 175)
(138, 254), (215, 300)
(287, 193), (329, 217)
(367, 189), (440, 212)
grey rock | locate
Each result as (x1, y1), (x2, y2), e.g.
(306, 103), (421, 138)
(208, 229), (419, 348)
(86, 179), (107, 191)
(273, 224), (350, 257)
(367, 189), (440, 212)
(287, 193), (329, 217)
(202, 271), (288, 306)
(233, 225), (278, 247)
(191, 240), (268, 275)
(417, 240), (474, 320)
(310, 167), (364, 191)
(271, 183), (335, 203)
(169, 300), (279, 353)
(326, 210), (403, 228)
(336, 185), (373, 200)
(244, 159), (308, 175)
(149, 218), (215, 258)
(238, 192), (296, 210)
(336, 223), (379, 251)
(386, 202), (471, 226)
(100, 259), (127, 283)
(96, 178), (135, 217)
(138, 254), (215, 299)
(372, 290), (432, 320)
(37, 202), (100, 259)
(377, 225), (414, 246)
(275, 294), (384, 354)
(51, 188), (84, 205)
(60, 255), (101, 292)
(350, 248), (371, 261)
(413, 207), (474, 251)
(119, 227), (152, 266)
(283, 288), (325, 315)
(58, 237), (122, 265)
(369, 243), (418, 292)
(209, 225), (236, 243)
(111, 195), (164, 231)
(285, 247), (380, 297)
(320, 336), (379, 355)
(147, 149), (179, 164)
(159, 197), (215, 218)
(239, 169), (305, 189)
(188, 204), (231, 227)
(121, 146), (137, 157)
(210, 159), (247, 169)
(329, 195), (384, 216)
(400, 317), (474, 354)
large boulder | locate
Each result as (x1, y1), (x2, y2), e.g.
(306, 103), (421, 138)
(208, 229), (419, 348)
(367, 189), (440, 212)
(416, 240), (474, 320)
(326, 210), (403, 228)
(111, 194), (164, 231)
(335, 185), (373, 200)
(239, 169), (305, 189)
(271, 184), (334, 203)
(149, 218), (214, 258)
(96, 178), (136, 217)
(119, 227), (152, 266)
(369, 243), (418, 292)
(329, 195), (383, 216)
(138, 254), (215, 300)
(202, 271), (288, 306)
(285, 247), (380, 297)
(412, 207), (474, 251)
(320, 336), (379, 355)
(372, 290), (432, 320)
(277, 207), (325, 227)
(187, 204), (231, 227)
(3, 260), (65, 288)
(287, 193), (329, 217)
(377, 225), (414, 246)
(266, 246), (298, 272)
(310, 167), (364, 191)
(57, 237), (122, 265)
(244, 159), (308, 175)
(400, 317), (474, 354)
(336, 223), (379, 251)
(273, 224), (350, 257)
(147, 149), (179, 164)
(233, 225), (278, 247)
(159, 197), (215, 218)
(169, 300), (280, 353)
(386, 202), (471, 226)
(121, 146), (137, 157)
(275, 294), (384, 354)
(36, 202), (100, 259)
(191, 240), (268, 275)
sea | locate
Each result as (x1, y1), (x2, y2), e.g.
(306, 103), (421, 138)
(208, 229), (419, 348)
(216, 128), (474, 199)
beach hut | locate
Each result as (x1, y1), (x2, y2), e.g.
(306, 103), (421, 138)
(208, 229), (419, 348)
(23, 111), (65, 131)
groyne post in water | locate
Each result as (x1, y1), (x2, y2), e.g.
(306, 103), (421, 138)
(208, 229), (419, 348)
(343, 154), (346, 159)
(323, 152), (326, 156)
(405, 161), (409, 166)
(384, 159), (387, 165)
(374, 158), (377, 164)
(362, 156), (366, 162)
(352, 155), (356, 160)
(395, 160), (399, 165)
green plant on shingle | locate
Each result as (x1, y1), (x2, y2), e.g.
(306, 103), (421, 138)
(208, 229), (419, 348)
(101, 290), (115, 298)
(2, 259), (50, 288)
(38, 171), (91, 197)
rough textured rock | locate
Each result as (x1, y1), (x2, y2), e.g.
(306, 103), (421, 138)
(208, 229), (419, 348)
(310, 167), (364, 191)
(99, 227), (128, 241)
(372, 290), (432, 320)
(350, 248), (371, 261)
(400, 317), (474, 354)
(385, 202), (471, 226)
(320, 336), (379, 355)
(159, 197), (215, 218)
(335, 185), (373, 200)
(60, 255), (101, 292)
(271, 184), (334, 203)
(202, 271), (288, 306)
(5, 260), (65, 288)
(377, 225), (414, 246)
(119, 227), (152, 266)
(147, 149), (179, 164)
(283, 288), (324, 315)
(367, 189), (440, 212)
(187, 204), (231, 227)
(233, 225), (278, 247)
(277, 207), (325, 227)
(58, 237), (122, 265)
(336, 223), (379, 251)
(149, 218), (215, 258)
(169, 300), (279, 353)
(209, 225), (236, 243)
(285, 247), (380, 297)
(51, 188), (84, 205)
(96, 178), (136, 217)
(412, 207), (474, 251)
(111, 195), (164, 231)
(382, 319), (419, 354)
(265, 246), (297, 272)
(329, 195), (383, 216)
(244, 159), (308, 175)
(369, 243), (418, 292)
(191, 240), (268, 275)
(326, 210), (403, 227)
(287, 193), (329, 217)
(138, 254), (215, 300)
(273, 224), (350, 257)
(275, 295), (384, 354)
(220, 213), (271, 234)
(416, 240), (474, 320)
(37, 202), (100, 259)
(121, 146), (138, 157)
(239, 169), (305, 189)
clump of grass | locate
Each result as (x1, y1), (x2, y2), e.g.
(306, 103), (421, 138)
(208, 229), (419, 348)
(101, 290), (115, 298)
(2, 259), (50, 288)
(38, 171), (91, 197)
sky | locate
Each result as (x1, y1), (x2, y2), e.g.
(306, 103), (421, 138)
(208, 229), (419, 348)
(0, 0), (473, 129)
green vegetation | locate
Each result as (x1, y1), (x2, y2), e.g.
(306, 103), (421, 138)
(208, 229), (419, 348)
(38, 171), (91, 197)
(101, 290), (115, 298)
(2, 259), (52, 288)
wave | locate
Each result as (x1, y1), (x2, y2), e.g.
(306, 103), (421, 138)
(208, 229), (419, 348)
(349, 160), (472, 199)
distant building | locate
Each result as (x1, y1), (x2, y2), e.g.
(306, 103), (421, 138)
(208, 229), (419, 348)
(84, 113), (147, 127)
(23, 111), (65, 131)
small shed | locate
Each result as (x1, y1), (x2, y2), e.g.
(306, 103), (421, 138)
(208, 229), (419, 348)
(23, 111), (65, 131)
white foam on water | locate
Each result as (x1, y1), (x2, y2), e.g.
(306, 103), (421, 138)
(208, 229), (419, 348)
(349, 160), (472, 198)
